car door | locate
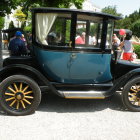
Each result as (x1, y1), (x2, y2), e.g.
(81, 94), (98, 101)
(33, 10), (113, 84)
(69, 15), (113, 84)
(69, 52), (112, 84)
(34, 12), (73, 83)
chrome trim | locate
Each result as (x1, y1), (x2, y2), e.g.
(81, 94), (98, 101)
(93, 82), (113, 87)
(58, 90), (106, 99)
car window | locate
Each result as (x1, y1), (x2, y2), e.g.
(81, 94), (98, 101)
(106, 21), (114, 49)
(35, 13), (71, 47)
(75, 14), (103, 49)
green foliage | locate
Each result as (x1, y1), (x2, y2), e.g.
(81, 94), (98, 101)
(116, 17), (132, 29)
(13, 7), (26, 22)
(3, 0), (84, 33)
(24, 24), (32, 32)
(102, 5), (123, 17)
(101, 6), (140, 34)
(115, 8), (140, 37)
(0, 0), (19, 16)
(66, 20), (71, 42)
(0, 17), (5, 30)
(129, 11), (140, 22)
(134, 45), (140, 58)
(40, 0), (84, 8)
(131, 20), (140, 37)
(77, 28), (86, 35)
(13, 7), (26, 28)
(90, 24), (98, 36)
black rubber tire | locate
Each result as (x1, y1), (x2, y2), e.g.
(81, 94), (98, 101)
(122, 76), (140, 112)
(0, 75), (41, 116)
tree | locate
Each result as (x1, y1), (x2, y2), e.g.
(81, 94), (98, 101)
(0, 17), (5, 30)
(102, 6), (123, 29)
(0, 0), (19, 17)
(115, 8), (140, 33)
(41, 0), (84, 8)
(129, 11), (140, 23)
(19, 0), (84, 18)
(13, 7), (26, 28)
(0, 0), (84, 17)
(116, 17), (132, 29)
(102, 6), (123, 17)
(19, 0), (84, 31)
(0, 16), (5, 47)
(131, 20), (140, 37)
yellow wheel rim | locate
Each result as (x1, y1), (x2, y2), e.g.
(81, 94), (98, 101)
(128, 85), (140, 106)
(4, 82), (34, 110)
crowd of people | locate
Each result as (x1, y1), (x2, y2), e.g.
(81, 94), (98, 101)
(7, 31), (33, 56)
(8, 31), (28, 56)
(6, 29), (140, 61)
(112, 32), (140, 61)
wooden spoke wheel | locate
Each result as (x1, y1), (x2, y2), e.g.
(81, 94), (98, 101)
(122, 77), (140, 111)
(0, 75), (41, 116)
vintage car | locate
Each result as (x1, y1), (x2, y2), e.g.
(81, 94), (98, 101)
(0, 8), (140, 116)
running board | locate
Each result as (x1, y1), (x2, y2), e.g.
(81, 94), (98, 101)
(58, 90), (106, 99)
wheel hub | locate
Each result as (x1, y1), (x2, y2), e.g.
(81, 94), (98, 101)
(15, 92), (24, 100)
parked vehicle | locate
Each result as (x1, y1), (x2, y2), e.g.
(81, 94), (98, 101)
(0, 8), (140, 116)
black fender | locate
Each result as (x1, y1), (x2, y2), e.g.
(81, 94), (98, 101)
(105, 68), (140, 96)
(0, 64), (63, 97)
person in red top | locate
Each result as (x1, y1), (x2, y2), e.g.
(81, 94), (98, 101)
(75, 32), (84, 44)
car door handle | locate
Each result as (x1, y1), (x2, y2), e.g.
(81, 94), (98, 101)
(71, 53), (77, 59)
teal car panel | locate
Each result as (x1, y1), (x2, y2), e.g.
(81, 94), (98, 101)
(34, 47), (71, 83)
(34, 47), (112, 84)
(69, 53), (112, 83)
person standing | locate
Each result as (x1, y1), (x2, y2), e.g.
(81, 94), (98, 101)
(112, 34), (120, 45)
(8, 31), (27, 56)
(75, 32), (84, 44)
(112, 34), (121, 60)
(120, 32), (140, 61)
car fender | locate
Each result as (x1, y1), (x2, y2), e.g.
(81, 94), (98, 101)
(106, 68), (140, 96)
(0, 64), (63, 97)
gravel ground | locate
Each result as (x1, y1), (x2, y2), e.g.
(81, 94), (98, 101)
(0, 92), (140, 140)
(0, 49), (140, 140)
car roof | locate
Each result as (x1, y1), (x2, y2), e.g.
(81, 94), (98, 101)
(32, 7), (122, 20)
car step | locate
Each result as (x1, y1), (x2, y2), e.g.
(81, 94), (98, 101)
(58, 90), (106, 99)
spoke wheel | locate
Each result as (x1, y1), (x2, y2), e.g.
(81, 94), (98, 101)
(122, 77), (140, 111)
(0, 75), (41, 116)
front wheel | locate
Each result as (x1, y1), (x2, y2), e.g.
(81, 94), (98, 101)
(0, 75), (41, 116)
(122, 77), (140, 111)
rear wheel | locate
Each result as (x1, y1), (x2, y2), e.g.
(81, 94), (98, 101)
(0, 75), (41, 116)
(122, 77), (140, 111)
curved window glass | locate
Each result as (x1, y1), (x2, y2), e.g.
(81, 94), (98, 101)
(106, 21), (114, 49)
(35, 12), (113, 50)
(75, 14), (103, 49)
(35, 13), (71, 47)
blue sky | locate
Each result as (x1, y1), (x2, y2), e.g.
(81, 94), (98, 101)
(91, 0), (140, 16)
